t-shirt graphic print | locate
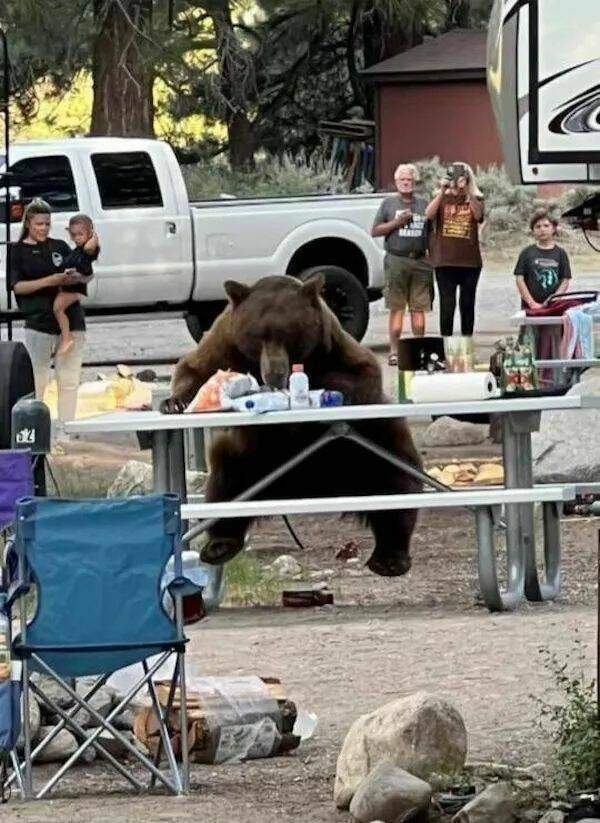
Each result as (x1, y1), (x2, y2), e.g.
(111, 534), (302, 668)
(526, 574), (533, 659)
(442, 202), (472, 240)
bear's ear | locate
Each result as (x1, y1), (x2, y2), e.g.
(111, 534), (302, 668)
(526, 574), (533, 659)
(300, 273), (325, 307)
(224, 280), (251, 308)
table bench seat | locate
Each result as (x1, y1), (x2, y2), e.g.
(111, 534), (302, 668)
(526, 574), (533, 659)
(180, 485), (576, 520)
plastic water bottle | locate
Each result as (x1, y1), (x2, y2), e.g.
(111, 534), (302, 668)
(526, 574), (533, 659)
(289, 364), (310, 409)
(309, 389), (344, 408)
(231, 392), (290, 413)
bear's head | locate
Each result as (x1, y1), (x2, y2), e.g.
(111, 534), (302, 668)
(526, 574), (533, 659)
(224, 274), (333, 389)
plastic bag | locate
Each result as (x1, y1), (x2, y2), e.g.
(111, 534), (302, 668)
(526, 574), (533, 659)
(184, 371), (259, 413)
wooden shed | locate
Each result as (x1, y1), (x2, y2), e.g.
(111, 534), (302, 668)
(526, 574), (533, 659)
(362, 29), (504, 188)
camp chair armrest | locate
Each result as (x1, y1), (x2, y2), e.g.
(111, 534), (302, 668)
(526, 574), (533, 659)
(165, 570), (208, 598)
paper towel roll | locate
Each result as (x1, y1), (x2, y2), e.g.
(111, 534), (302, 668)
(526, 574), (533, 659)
(410, 372), (499, 403)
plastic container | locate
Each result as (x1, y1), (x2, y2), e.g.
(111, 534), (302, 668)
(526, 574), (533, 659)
(308, 389), (344, 408)
(289, 364), (310, 409)
(230, 392), (289, 413)
(162, 551), (208, 625)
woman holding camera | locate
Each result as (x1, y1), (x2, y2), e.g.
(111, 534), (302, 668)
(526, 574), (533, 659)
(425, 162), (484, 356)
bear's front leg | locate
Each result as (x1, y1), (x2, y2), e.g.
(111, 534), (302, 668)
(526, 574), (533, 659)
(365, 508), (418, 577)
(200, 430), (260, 565)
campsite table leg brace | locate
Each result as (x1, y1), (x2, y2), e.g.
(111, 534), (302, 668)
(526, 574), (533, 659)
(499, 410), (561, 602)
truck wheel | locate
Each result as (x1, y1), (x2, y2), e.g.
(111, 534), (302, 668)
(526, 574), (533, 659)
(185, 302), (227, 343)
(298, 265), (369, 341)
(0, 342), (35, 448)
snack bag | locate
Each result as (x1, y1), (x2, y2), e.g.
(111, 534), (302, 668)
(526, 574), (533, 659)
(184, 370), (259, 413)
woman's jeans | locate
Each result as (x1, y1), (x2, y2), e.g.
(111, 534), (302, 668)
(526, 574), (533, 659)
(24, 329), (85, 428)
(434, 266), (481, 336)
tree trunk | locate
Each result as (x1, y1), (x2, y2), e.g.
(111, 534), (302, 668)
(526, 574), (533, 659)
(361, 3), (424, 69)
(90, 0), (155, 137)
(205, 0), (256, 170)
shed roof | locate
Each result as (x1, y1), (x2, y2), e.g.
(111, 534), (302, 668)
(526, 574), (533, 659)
(362, 29), (487, 83)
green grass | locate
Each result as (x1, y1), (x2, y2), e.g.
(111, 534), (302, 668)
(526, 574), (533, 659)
(223, 552), (298, 608)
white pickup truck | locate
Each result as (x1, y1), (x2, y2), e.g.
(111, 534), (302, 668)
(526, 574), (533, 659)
(0, 137), (388, 341)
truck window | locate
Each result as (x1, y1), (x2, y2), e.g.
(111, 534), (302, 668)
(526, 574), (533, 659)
(91, 152), (164, 209)
(10, 155), (79, 212)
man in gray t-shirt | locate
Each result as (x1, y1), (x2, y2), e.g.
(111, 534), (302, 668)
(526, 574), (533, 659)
(371, 163), (433, 364)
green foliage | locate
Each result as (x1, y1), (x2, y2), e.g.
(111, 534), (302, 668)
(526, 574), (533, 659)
(223, 552), (291, 607)
(534, 639), (600, 796)
(182, 151), (344, 198)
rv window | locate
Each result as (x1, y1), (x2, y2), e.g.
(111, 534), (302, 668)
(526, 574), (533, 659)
(10, 155), (79, 212)
(91, 152), (163, 209)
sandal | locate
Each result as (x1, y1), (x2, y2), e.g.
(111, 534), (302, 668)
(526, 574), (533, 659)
(388, 354), (398, 366)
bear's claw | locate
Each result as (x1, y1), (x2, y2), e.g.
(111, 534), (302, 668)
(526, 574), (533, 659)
(366, 551), (412, 577)
(160, 397), (185, 414)
(200, 537), (244, 565)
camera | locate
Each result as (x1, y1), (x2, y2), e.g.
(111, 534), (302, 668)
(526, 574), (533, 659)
(445, 164), (468, 184)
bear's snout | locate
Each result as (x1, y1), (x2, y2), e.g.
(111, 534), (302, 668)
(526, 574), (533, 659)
(260, 341), (290, 389)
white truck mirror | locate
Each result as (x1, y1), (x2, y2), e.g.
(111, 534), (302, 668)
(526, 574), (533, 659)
(487, 0), (600, 185)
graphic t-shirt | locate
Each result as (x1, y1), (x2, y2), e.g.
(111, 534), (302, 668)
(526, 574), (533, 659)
(10, 238), (86, 334)
(513, 244), (572, 305)
(430, 192), (484, 268)
(372, 195), (429, 256)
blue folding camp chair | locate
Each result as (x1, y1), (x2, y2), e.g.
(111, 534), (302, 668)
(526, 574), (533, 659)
(0, 451), (34, 533)
(3, 493), (199, 800)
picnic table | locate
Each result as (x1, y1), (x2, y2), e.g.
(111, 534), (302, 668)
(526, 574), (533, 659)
(66, 393), (600, 612)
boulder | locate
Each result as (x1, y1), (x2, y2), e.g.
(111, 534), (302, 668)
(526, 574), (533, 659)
(532, 376), (600, 483)
(35, 727), (78, 764)
(537, 812), (565, 823)
(75, 683), (114, 728)
(349, 762), (432, 823)
(266, 555), (303, 580)
(31, 672), (75, 718)
(452, 781), (516, 823)
(107, 460), (207, 498)
(17, 694), (41, 750)
(422, 417), (489, 448)
(334, 692), (467, 809)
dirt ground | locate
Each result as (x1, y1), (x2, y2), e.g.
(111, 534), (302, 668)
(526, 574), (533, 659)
(5, 432), (600, 822)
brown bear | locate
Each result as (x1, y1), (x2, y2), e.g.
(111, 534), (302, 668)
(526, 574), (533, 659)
(164, 274), (422, 576)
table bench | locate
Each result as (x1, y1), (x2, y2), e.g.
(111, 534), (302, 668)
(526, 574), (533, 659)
(181, 485), (576, 613)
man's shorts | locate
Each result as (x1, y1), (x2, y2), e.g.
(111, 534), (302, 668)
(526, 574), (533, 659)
(384, 253), (434, 312)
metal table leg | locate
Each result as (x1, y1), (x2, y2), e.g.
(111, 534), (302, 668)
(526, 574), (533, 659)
(505, 410), (561, 603)
(152, 431), (170, 493)
(476, 506), (522, 611)
(501, 418), (525, 602)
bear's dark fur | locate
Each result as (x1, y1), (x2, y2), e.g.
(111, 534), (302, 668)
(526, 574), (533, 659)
(165, 275), (422, 576)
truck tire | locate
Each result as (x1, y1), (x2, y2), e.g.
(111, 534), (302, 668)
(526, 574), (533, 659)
(185, 301), (227, 343)
(0, 342), (35, 448)
(298, 265), (369, 341)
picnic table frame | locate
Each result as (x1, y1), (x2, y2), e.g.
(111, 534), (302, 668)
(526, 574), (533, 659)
(66, 394), (600, 612)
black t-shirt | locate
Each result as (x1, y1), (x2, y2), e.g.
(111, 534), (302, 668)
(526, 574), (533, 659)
(10, 238), (86, 334)
(514, 243), (572, 305)
(62, 246), (98, 295)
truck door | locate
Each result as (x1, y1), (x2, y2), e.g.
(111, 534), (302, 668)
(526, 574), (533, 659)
(83, 147), (193, 306)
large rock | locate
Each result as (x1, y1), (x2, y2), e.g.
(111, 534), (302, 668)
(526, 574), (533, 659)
(422, 417), (488, 448)
(107, 460), (207, 497)
(35, 727), (78, 764)
(452, 781), (516, 823)
(349, 762), (432, 823)
(532, 376), (600, 482)
(17, 694), (41, 750)
(31, 672), (75, 718)
(266, 555), (303, 580)
(334, 692), (467, 809)
(75, 683), (114, 728)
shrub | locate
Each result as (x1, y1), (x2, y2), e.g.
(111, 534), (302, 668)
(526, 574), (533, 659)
(534, 638), (600, 796)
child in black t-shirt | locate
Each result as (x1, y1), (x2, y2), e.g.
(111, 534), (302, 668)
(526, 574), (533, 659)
(54, 214), (99, 355)
(514, 208), (571, 310)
